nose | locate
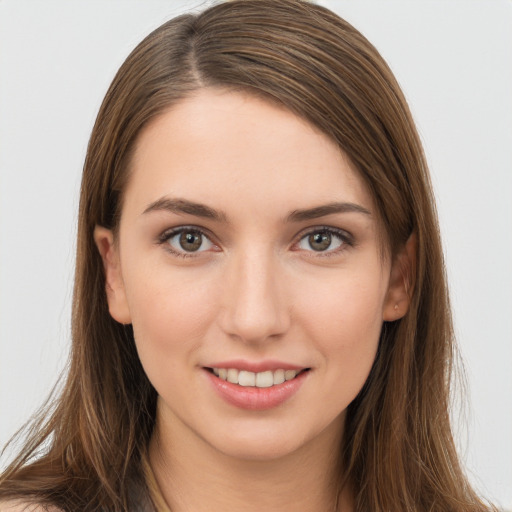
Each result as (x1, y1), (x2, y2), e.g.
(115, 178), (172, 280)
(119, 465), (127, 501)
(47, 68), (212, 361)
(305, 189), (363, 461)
(218, 248), (290, 345)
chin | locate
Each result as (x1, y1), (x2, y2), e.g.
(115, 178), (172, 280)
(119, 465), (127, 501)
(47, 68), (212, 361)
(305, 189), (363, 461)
(201, 414), (344, 463)
(211, 434), (306, 462)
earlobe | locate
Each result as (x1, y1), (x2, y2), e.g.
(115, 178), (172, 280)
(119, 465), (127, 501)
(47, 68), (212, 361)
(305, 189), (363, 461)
(382, 233), (416, 321)
(93, 226), (132, 325)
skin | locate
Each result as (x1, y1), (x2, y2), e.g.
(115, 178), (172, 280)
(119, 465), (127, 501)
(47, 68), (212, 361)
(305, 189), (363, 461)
(95, 88), (412, 512)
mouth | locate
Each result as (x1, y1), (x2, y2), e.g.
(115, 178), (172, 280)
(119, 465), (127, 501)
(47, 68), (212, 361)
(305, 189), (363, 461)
(205, 367), (310, 388)
(204, 364), (310, 410)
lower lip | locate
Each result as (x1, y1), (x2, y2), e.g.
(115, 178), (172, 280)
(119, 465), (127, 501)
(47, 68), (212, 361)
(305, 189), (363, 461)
(205, 369), (308, 411)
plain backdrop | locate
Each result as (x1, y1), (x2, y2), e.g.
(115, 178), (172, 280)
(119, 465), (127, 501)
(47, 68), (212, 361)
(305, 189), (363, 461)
(1, 0), (511, 508)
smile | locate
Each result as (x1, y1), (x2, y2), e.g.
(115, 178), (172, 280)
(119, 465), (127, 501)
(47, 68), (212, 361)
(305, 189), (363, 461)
(211, 368), (306, 388)
(205, 366), (310, 410)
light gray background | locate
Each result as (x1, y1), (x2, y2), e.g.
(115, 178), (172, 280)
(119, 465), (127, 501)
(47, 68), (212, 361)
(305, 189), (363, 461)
(1, 1), (511, 508)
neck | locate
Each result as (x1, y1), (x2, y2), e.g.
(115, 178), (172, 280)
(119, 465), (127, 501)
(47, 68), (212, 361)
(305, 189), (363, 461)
(148, 407), (353, 512)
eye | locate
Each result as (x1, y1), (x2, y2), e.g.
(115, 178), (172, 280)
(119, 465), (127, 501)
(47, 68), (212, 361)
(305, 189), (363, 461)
(160, 227), (215, 256)
(296, 228), (350, 253)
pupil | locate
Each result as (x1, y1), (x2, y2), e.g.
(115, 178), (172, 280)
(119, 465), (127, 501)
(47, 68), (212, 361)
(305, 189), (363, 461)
(179, 231), (202, 251)
(309, 232), (331, 251)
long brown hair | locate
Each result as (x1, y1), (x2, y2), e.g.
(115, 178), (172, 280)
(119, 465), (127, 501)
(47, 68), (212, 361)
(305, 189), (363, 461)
(0, 1), (494, 510)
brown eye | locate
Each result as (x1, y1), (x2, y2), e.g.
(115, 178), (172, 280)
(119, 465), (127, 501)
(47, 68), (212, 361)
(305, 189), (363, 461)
(309, 232), (332, 251)
(164, 228), (214, 255)
(297, 228), (346, 253)
(179, 231), (203, 251)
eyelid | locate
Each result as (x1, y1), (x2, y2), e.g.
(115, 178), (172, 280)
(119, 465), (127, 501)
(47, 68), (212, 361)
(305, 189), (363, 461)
(292, 225), (354, 255)
(157, 225), (220, 257)
(156, 224), (354, 258)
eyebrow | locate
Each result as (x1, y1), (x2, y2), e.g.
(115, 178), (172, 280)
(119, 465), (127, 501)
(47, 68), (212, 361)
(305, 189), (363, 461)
(287, 202), (371, 222)
(142, 197), (371, 223)
(142, 197), (228, 222)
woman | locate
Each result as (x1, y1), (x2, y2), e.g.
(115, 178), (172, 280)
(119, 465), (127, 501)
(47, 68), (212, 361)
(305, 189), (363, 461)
(0, 1), (498, 510)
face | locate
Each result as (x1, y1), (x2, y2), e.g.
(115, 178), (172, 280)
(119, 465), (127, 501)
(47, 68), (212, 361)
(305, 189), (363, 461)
(95, 89), (409, 462)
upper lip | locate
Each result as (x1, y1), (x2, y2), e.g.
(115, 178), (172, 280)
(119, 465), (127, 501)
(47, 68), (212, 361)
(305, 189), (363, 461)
(204, 359), (308, 373)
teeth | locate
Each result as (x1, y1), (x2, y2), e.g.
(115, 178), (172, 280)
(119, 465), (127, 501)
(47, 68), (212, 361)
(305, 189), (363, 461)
(255, 370), (273, 388)
(227, 368), (239, 384)
(285, 370), (297, 381)
(273, 369), (285, 385)
(212, 368), (301, 387)
(238, 370), (256, 387)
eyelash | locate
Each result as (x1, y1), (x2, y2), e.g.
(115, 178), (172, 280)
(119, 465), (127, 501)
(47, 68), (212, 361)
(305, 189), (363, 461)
(157, 226), (218, 259)
(157, 225), (354, 258)
(293, 226), (354, 257)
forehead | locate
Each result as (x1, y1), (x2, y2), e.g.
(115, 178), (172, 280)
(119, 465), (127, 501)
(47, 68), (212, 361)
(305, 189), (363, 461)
(125, 88), (374, 219)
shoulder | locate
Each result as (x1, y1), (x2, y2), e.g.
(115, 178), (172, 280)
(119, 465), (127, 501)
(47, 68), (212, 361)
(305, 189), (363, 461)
(0, 501), (62, 512)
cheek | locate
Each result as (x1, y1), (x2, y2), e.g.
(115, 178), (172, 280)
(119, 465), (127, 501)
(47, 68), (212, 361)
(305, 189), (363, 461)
(297, 265), (387, 335)
(123, 263), (220, 370)
(295, 267), (387, 389)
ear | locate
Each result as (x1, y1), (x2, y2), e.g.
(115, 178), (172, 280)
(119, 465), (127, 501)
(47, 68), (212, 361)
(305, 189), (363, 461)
(93, 226), (132, 325)
(382, 233), (416, 321)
